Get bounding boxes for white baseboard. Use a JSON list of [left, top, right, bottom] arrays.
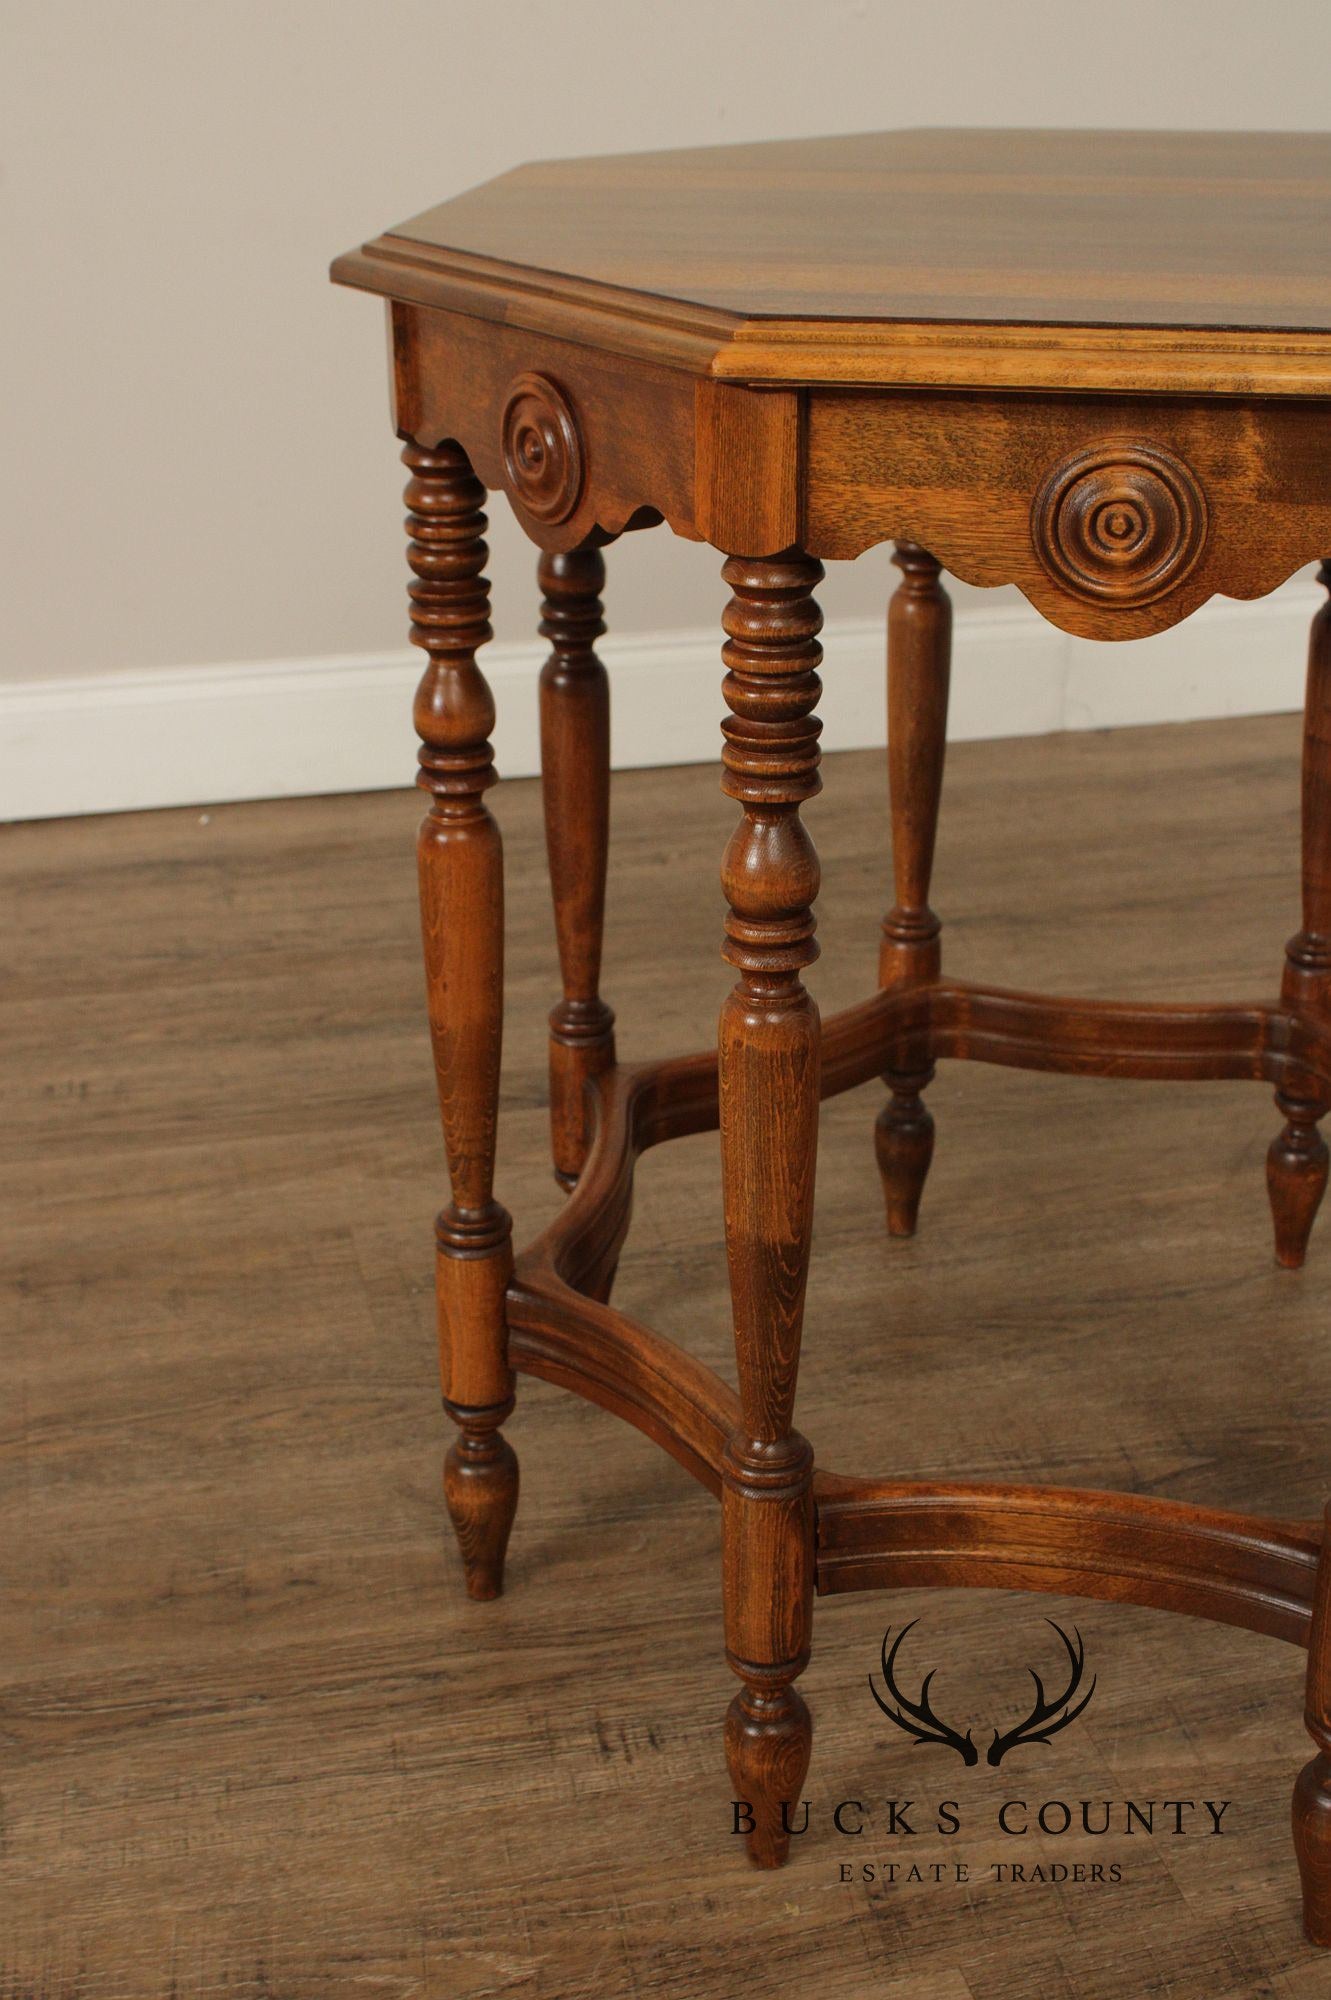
[[2, 578, 1322, 822]]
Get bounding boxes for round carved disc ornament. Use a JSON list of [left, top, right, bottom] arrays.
[[501, 372, 584, 524], [1032, 442, 1208, 606]]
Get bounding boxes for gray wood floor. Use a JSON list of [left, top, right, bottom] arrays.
[[6, 717, 1331, 1998]]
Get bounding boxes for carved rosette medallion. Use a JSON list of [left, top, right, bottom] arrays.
[[501, 372, 584, 524], [1032, 442, 1208, 606]]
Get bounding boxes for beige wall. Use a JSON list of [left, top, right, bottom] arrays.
[[4, 0, 1331, 692]]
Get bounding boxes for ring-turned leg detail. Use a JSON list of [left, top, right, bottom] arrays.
[[1270, 562, 1331, 1268], [407, 438, 518, 1600], [1295, 1502, 1331, 1944], [539, 548, 616, 1194], [875, 543, 951, 1237], [717, 553, 822, 1867]]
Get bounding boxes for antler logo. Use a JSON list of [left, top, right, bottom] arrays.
[[870, 1618, 1096, 1767]]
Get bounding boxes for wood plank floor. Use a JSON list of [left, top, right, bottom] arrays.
[[5, 715, 1331, 1998]]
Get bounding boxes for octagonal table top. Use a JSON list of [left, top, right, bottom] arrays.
[[333, 129, 1331, 395]]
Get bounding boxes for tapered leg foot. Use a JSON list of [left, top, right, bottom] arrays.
[[875, 1065, 936, 1237], [444, 1416, 519, 1600], [726, 1683, 812, 1869], [1295, 1755, 1331, 1945], [1267, 1091, 1329, 1268]]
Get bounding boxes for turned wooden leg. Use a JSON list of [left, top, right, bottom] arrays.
[[717, 553, 821, 1868], [875, 542, 951, 1237], [538, 547, 616, 1193], [1295, 1502, 1331, 1944], [1269, 1091, 1330, 1269], [406, 439, 517, 1601], [1270, 561, 1331, 1268]]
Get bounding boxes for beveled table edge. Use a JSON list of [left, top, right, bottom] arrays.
[[332, 236, 1331, 396]]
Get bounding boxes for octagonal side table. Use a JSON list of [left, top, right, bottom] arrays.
[[335, 128, 1331, 1939]]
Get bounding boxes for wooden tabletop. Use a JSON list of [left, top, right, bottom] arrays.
[[333, 130, 1331, 395]]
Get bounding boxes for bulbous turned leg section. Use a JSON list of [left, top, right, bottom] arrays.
[[876, 544, 950, 1236], [726, 1682, 813, 1870], [716, 553, 822, 1871], [406, 438, 519, 1598], [1268, 1089, 1330, 1269], [443, 1405, 519, 1601], [1295, 1503, 1331, 1944], [875, 1063, 936, 1238]]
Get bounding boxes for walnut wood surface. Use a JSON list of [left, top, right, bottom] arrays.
[[814, 1478, 1321, 1644], [327, 147, 1331, 1950], [333, 130, 1331, 394], [876, 544, 951, 1235], [537, 548, 615, 1190], [406, 440, 517, 1598], [357, 303, 1331, 641], [1270, 562, 1331, 1265], [804, 391, 1331, 639], [507, 995, 1330, 1640], [14, 723, 1331, 1995], [405, 438, 1331, 1912], [1296, 1508, 1331, 1942], [716, 555, 822, 1866]]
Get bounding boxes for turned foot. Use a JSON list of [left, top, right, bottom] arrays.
[[1267, 1090, 1329, 1268], [1295, 1754, 1331, 1945], [875, 1065, 936, 1236], [443, 1414, 519, 1600], [725, 1683, 812, 1869]]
